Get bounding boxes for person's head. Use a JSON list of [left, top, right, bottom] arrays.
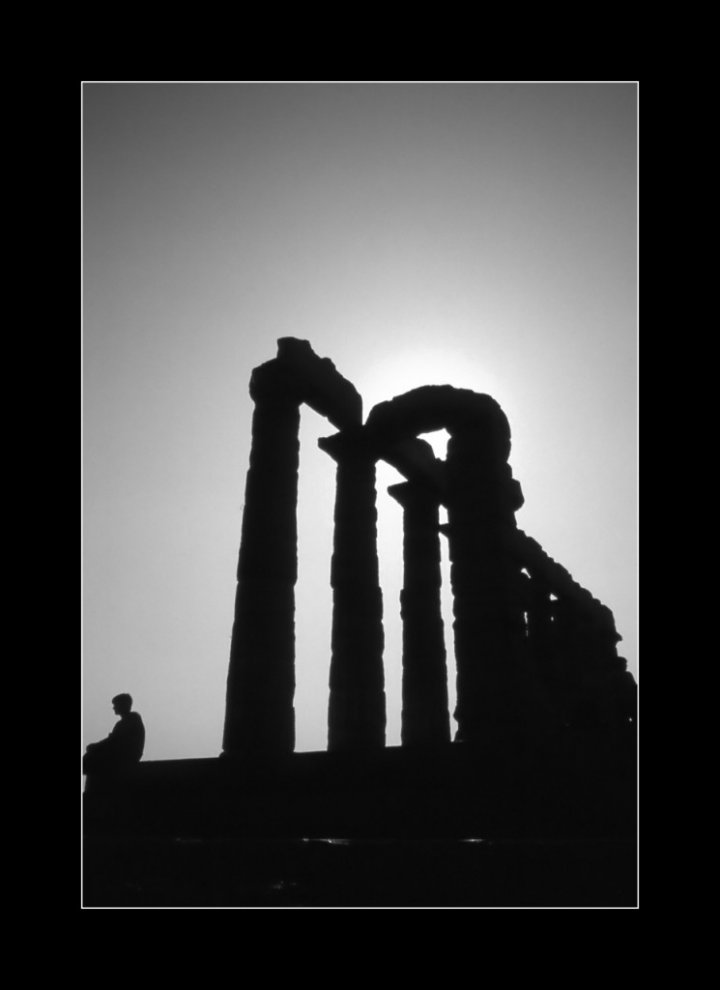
[[112, 693, 133, 716]]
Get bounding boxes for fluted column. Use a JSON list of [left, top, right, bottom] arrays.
[[444, 425, 528, 741], [388, 480, 450, 746], [319, 428, 385, 751], [223, 362, 300, 757]]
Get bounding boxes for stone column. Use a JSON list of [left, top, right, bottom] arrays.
[[222, 362, 300, 757], [388, 480, 450, 746], [444, 426, 529, 742], [319, 429, 385, 751]]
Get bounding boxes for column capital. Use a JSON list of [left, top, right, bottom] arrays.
[[318, 425, 376, 463], [387, 479, 443, 509], [249, 359, 301, 406]]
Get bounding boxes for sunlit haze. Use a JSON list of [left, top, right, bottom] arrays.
[[83, 82, 637, 760]]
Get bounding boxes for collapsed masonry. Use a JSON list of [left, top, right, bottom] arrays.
[[222, 339, 635, 757]]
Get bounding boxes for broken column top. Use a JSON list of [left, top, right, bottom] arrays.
[[274, 337, 363, 429], [249, 339, 362, 429]]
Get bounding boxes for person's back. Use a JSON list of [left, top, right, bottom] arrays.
[[109, 708, 145, 762], [83, 693, 145, 779]]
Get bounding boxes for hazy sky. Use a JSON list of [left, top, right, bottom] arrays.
[[83, 82, 637, 760]]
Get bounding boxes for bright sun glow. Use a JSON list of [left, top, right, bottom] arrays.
[[359, 346, 477, 411]]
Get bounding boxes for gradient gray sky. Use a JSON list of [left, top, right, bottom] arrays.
[[83, 82, 637, 760]]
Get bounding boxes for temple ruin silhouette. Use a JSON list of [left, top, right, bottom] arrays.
[[84, 338, 637, 906], [222, 337, 635, 757]]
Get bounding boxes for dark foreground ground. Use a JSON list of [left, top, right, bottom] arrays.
[[83, 735, 637, 908], [84, 833, 636, 908]]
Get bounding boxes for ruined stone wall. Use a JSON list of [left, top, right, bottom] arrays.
[[223, 342, 634, 760], [514, 531, 635, 728]]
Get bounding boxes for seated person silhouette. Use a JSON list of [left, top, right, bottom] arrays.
[[83, 693, 145, 779]]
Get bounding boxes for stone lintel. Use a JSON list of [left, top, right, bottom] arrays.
[[366, 385, 511, 461], [276, 337, 362, 428]]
